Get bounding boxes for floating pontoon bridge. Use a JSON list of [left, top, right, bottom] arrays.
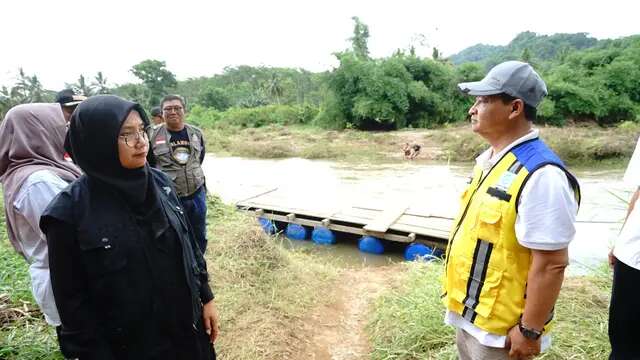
[[235, 186, 454, 250]]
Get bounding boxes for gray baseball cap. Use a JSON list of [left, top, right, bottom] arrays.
[[457, 61, 548, 107]]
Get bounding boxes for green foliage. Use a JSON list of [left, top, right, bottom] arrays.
[[188, 103, 319, 130], [219, 104, 316, 128], [350, 16, 370, 60], [177, 66, 325, 111], [450, 31, 598, 67], [197, 86, 231, 111], [0, 69, 52, 118], [130, 59, 177, 108], [321, 51, 468, 129], [112, 83, 146, 105], [538, 36, 640, 125], [186, 105, 222, 128], [3, 30, 640, 129]]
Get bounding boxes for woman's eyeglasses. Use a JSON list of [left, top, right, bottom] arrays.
[[119, 129, 148, 147]]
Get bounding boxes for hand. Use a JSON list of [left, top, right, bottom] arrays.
[[202, 300, 219, 343], [608, 250, 616, 269], [505, 324, 541, 360]]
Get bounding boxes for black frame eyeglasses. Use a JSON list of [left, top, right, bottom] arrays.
[[119, 129, 148, 147]]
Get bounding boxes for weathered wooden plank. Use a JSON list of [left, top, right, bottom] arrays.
[[364, 204, 408, 233]]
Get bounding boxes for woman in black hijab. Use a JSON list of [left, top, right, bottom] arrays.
[[40, 95, 218, 360]]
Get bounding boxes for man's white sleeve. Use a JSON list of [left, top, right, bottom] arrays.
[[516, 165, 578, 250]]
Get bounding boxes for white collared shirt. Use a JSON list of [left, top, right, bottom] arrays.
[[445, 129, 579, 350], [613, 137, 640, 270]]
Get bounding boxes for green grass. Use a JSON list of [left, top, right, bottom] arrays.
[[367, 261, 456, 360], [367, 261, 612, 360]]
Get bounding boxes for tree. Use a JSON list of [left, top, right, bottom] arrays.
[[264, 72, 284, 105], [196, 86, 231, 111], [521, 47, 532, 63], [0, 69, 51, 118], [92, 72, 111, 94], [68, 74, 94, 96], [432, 47, 440, 60], [13, 68, 46, 103], [349, 16, 370, 60], [130, 59, 177, 108]]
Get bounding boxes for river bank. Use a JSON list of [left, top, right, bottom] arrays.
[[202, 122, 640, 167]]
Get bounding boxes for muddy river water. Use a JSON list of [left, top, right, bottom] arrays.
[[203, 156, 630, 273]]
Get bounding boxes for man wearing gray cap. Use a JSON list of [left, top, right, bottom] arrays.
[[441, 61, 580, 359]]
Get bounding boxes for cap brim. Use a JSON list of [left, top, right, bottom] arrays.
[[457, 80, 502, 96], [61, 101, 83, 107]]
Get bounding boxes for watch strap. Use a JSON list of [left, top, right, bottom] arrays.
[[518, 321, 542, 340]]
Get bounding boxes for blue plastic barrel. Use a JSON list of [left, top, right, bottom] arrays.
[[358, 236, 384, 254], [311, 227, 336, 245], [404, 243, 443, 261], [258, 217, 276, 235], [285, 223, 308, 241]]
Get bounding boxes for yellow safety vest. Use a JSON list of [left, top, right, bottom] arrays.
[[442, 138, 580, 335]]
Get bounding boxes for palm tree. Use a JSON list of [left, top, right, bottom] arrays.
[[265, 72, 283, 105], [92, 71, 110, 94]]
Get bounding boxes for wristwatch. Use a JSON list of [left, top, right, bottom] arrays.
[[518, 321, 542, 340]]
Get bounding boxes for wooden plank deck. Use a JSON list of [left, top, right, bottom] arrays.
[[235, 187, 455, 249]]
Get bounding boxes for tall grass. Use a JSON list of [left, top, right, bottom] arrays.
[[205, 195, 338, 359], [367, 261, 612, 360], [367, 261, 456, 360]]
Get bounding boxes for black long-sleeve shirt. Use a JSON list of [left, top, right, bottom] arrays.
[[46, 218, 214, 360]]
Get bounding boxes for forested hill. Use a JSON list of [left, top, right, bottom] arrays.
[[449, 31, 598, 66]]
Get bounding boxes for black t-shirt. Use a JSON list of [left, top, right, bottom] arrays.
[[168, 128, 205, 164]]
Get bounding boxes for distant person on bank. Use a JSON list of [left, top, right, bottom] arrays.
[[441, 61, 580, 360], [40, 95, 218, 359], [0, 103, 82, 327], [148, 95, 208, 253], [608, 136, 640, 359]]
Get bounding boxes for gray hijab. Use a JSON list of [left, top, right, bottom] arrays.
[[0, 103, 81, 257]]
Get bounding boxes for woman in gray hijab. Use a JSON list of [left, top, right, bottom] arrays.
[[0, 103, 82, 326]]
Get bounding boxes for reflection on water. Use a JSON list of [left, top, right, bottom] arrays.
[[203, 156, 630, 272]]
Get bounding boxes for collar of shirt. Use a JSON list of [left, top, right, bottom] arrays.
[[475, 129, 539, 174]]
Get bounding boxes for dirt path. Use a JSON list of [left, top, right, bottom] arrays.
[[295, 264, 402, 360]]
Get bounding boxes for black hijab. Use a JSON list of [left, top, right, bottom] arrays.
[[68, 95, 151, 206]]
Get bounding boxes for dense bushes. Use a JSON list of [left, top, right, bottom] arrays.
[[186, 104, 318, 129], [315, 52, 476, 130]]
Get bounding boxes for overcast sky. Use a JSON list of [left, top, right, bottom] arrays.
[[2, 0, 638, 90]]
